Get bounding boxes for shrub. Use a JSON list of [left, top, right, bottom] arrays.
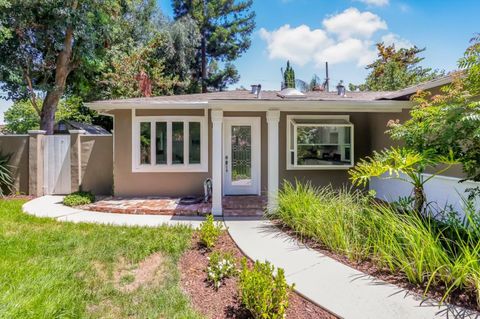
[[239, 259, 293, 319], [0, 152, 14, 197], [199, 214, 222, 249], [63, 191, 95, 207], [206, 251, 237, 289]]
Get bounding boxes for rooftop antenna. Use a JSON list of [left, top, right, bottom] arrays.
[[324, 62, 330, 92]]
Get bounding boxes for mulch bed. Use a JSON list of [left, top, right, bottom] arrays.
[[270, 220, 480, 313], [179, 232, 337, 319], [2, 194, 34, 200]]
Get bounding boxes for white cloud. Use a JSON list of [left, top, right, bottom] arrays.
[[315, 38, 376, 66], [259, 25, 332, 66], [381, 33, 414, 49], [259, 7, 411, 69], [323, 8, 387, 40], [356, 0, 389, 6]]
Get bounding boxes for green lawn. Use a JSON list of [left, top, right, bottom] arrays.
[[0, 199, 201, 319]]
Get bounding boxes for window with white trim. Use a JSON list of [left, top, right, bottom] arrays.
[[134, 116, 207, 172], [287, 116, 354, 169]]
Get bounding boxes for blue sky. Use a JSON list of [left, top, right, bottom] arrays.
[[1, 0, 478, 123]]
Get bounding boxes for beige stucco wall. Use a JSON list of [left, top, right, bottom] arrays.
[[0, 135, 29, 194], [112, 109, 211, 197], [80, 135, 113, 195]]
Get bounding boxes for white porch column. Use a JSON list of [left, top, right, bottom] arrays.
[[267, 110, 281, 211], [211, 110, 223, 215]]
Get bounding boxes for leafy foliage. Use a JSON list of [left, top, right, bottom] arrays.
[[206, 251, 237, 289], [282, 61, 296, 89], [388, 34, 480, 182], [199, 214, 222, 249], [63, 191, 95, 207], [0, 0, 159, 133], [0, 152, 14, 196], [4, 97, 103, 134], [349, 147, 457, 212], [272, 182, 480, 307], [4, 100, 40, 134], [350, 43, 443, 91], [239, 258, 292, 319], [173, 0, 255, 91], [0, 0, 11, 43]]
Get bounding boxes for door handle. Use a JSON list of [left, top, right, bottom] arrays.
[[225, 155, 228, 172]]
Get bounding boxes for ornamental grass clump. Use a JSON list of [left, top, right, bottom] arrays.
[[206, 251, 238, 289], [270, 181, 480, 307], [199, 214, 223, 249], [239, 259, 293, 319]]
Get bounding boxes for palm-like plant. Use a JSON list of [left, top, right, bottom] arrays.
[[349, 147, 457, 213], [0, 152, 14, 197]]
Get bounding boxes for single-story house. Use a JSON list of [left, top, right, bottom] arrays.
[[86, 75, 461, 215]]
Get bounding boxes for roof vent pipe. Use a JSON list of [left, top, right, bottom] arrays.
[[336, 80, 346, 97], [250, 84, 258, 94], [256, 84, 262, 99]]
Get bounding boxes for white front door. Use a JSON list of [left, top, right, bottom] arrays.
[[223, 117, 261, 195]]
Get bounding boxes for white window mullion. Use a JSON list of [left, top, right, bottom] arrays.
[[293, 123, 295, 166], [184, 121, 189, 166], [167, 121, 172, 166], [151, 121, 156, 166]]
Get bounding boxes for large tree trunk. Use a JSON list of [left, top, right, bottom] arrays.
[[40, 26, 74, 134]]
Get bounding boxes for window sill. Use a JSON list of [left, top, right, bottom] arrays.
[[132, 165, 208, 173], [286, 165, 354, 171]]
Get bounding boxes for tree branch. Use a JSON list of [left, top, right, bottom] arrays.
[[23, 67, 41, 115]]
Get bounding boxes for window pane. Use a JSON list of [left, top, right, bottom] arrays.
[[140, 122, 151, 164], [189, 122, 201, 164], [172, 122, 184, 164], [296, 126, 351, 166], [231, 125, 252, 185], [156, 122, 167, 164]]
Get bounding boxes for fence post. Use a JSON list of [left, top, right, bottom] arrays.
[[28, 130, 46, 197], [69, 130, 86, 193]]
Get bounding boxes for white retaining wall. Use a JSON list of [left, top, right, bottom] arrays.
[[370, 174, 480, 217]]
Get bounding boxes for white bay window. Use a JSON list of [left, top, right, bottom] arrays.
[[287, 115, 354, 169], [134, 116, 207, 172]]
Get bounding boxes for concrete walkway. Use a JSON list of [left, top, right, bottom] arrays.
[[225, 217, 479, 319], [22, 196, 205, 228]]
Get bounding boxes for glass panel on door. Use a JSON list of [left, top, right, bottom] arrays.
[[231, 125, 252, 186]]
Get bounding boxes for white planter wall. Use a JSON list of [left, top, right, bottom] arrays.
[[370, 173, 480, 218]]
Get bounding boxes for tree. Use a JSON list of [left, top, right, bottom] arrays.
[[98, 17, 200, 99], [0, 0, 153, 134], [173, 0, 255, 92], [282, 61, 295, 89], [350, 43, 442, 91], [0, 0, 11, 43], [388, 34, 480, 182], [4, 97, 99, 134], [4, 100, 40, 134], [350, 148, 456, 214]]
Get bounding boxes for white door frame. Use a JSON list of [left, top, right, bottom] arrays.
[[223, 117, 261, 195]]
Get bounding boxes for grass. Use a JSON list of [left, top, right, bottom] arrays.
[[0, 199, 201, 319], [270, 181, 480, 308]]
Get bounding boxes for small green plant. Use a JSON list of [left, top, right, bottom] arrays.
[[63, 191, 95, 207], [206, 251, 238, 289], [239, 258, 293, 319], [0, 152, 14, 197], [199, 214, 222, 249]]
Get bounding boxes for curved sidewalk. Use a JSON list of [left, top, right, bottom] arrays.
[[224, 217, 478, 319], [23, 196, 205, 228]]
